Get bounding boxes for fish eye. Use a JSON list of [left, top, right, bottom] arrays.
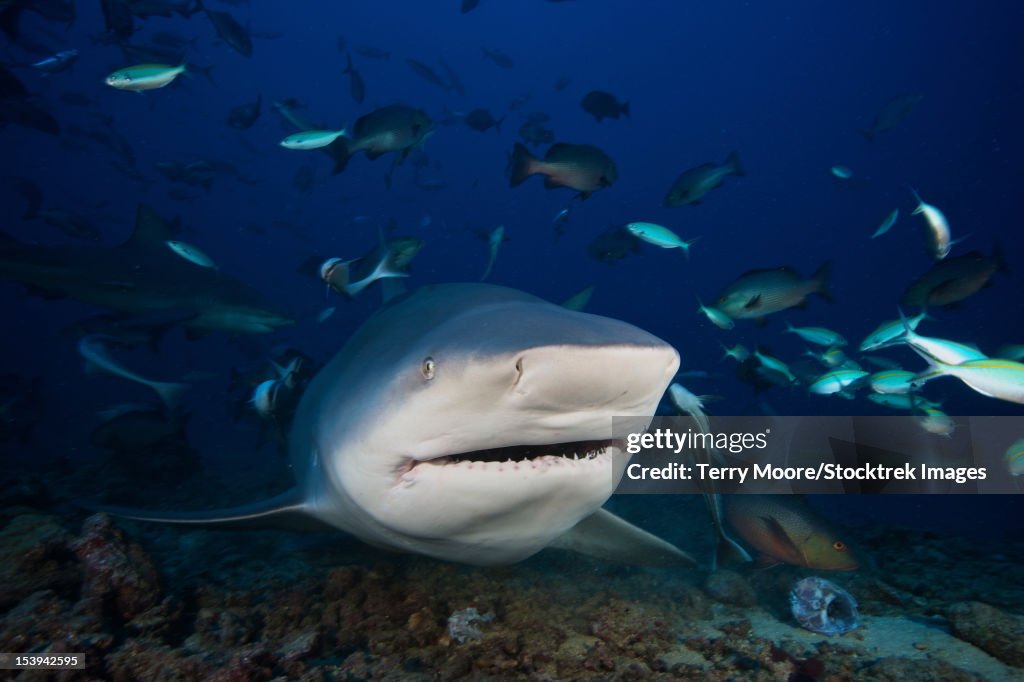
[[421, 357, 435, 380], [832, 541, 846, 552]]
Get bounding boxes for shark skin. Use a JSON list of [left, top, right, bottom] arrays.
[[102, 283, 695, 567], [0, 204, 293, 336]]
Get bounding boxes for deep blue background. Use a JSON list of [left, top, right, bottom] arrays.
[[1, 1, 1022, 536]]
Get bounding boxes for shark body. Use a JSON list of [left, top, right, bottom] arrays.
[[103, 283, 694, 566], [0, 204, 293, 336]]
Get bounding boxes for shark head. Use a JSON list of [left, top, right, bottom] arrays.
[[294, 284, 679, 564]]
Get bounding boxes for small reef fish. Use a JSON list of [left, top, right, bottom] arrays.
[[859, 309, 929, 352], [914, 358, 1024, 405], [754, 349, 798, 385], [626, 222, 697, 257], [508, 142, 617, 198], [859, 93, 922, 141], [911, 188, 958, 260], [868, 370, 916, 395], [871, 208, 899, 239], [664, 151, 743, 207], [808, 370, 868, 397], [105, 64, 186, 91], [580, 90, 629, 122], [898, 310, 987, 365], [830, 165, 852, 180], [725, 495, 858, 570], [697, 297, 734, 330], [480, 225, 505, 282], [721, 344, 749, 362], [715, 263, 831, 321], [1006, 438, 1024, 477], [784, 323, 846, 347], [281, 129, 348, 150], [78, 334, 188, 410], [165, 240, 217, 269]]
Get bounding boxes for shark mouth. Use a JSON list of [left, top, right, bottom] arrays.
[[405, 438, 620, 473]]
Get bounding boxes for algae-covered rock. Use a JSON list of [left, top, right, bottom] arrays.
[[948, 601, 1024, 667]]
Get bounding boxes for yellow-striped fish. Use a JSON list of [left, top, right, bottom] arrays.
[[914, 358, 1024, 404], [105, 63, 186, 91]]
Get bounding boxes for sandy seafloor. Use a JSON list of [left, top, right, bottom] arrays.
[[1, 458, 1023, 682]]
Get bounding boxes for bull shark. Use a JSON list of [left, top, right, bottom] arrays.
[[0, 204, 293, 336], [106, 283, 696, 567]]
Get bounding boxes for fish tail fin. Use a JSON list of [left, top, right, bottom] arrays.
[[911, 357, 952, 389], [331, 138, 351, 175], [726, 150, 744, 177], [154, 381, 189, 411], [811, 261, 833, 302], [507, 143, 537, 187], [622, 101, 630, 119], [909, 187, 924, 213], [715, 532, 753, 570], [192, 63, 215, 84]]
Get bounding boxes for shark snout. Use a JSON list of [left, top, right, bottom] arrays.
[[513, 341, 680, 414]]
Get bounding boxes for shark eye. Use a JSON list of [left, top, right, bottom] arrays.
[[513, 357, 524, 385], [421, 357, 435, 380]]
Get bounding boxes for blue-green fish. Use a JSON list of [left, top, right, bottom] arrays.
[[721, 344, 749, 362], [664, 151, 744, 207], [830, 165, 853, 180], [871, 208, 899, 239], [754, 349, 797, 385], [281, 129, 348, 150], [868, 370, 916, 395], [914, 358, 1024, 405], [697, 297, 734, 330], [106, 64, 186, 91], [860, 309, 928, 352], [1006, 438, 1024, 477], [899, 310, 986, 365], [785, 323, 846, 347], [165, 240, 217, 269], [809, 370, 868, 397], [626, 222, 698, 258]]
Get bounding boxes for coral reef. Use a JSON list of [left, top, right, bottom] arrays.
[[0, 498, 1022, 680]]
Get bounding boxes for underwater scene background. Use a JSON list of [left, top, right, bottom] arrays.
[[1, 1, 1023, 679]]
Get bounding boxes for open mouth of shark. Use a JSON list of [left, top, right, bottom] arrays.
[[405, 438, 621, 472]]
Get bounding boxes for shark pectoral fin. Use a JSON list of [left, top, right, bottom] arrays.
[[86, 488, 332, 533], [550, 508, 697, 567]]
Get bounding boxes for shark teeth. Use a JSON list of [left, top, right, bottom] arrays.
[[411, 439, 617, 470]]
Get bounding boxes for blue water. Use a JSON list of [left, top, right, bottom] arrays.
[[2, 0, 1023, 568]]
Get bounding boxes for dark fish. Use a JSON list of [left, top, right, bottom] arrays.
[[464, 108, 502, 133], [354, 45, 390, 60], [482, 46, 513, 68], [715, 263, 832, 320], [859, 93, 922, 141], [580, 90, 629, 122], [202, 3, 252, 57], [438, 58, 466, 96], [336, 104, 434, 175], [406, 58, 450, 91], [664, 151, 744, 206], [508, 142, 617, 198], [13, 176, 42, 219], [902, 248, 1007, 308], [520, 121, 557, 148], [725, 495, 858, 570], [226, 94, 261, 130], [588, 225, 640, 263], [461, 0, 480, 12], [344, 53, 365, 103]]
